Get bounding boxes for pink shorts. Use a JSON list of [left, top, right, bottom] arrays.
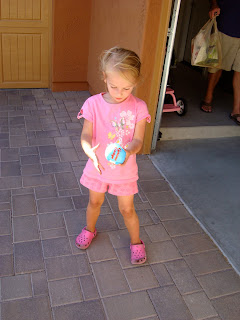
[[80, 174, 138, 196]]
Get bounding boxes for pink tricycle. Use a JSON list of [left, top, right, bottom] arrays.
[[163, 86, 187, 116]]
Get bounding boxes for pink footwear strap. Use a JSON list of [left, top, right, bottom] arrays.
[[130, 240, 145, 250], [81, 227, 96, 237]]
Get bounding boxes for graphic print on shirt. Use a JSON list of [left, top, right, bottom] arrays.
[[107, 110, 135, 169]]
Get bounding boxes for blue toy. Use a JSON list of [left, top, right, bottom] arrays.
[[105, 143, 126, 165]]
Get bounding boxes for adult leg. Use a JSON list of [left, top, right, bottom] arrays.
[[202, 69, 222, 112], [232, 71, 240, 122], [117, 195, 141, 245], [86, 189, 105, 232]]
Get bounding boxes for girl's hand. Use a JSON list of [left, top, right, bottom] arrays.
[[120, 149, 131, 166], [90, 144, 104, 174]]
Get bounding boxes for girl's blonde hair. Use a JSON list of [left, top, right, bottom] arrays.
[[100, 46, 141, 83]]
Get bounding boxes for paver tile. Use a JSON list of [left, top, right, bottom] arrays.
[[148, 286, 193, 320], [103, 291, 157, 320], [58, 188, 81, 196], [163, 218, 203, 237], [64, 210, 86, 235], [197, 270, 240, 299], [147, 208, 161, 224], [1, 161, 21, 176], [147, 241, 181, 264], [31, 271, 48, 296], [185, 250, 231, 275], [58, 148, 79, 161], [10, 135, 28, 147], [108, 229, 130, 248], [37, 197, 73, 213], [146, 191, 181, 206], [20, 146, 38, 155], [0, 139, 9, 148], [53, 300, 106, 320], [42, 161, 72, 173], [72, 194, 89, 209], [55, 172, 79, 190], [95, 214, 119, 232], [38, 212, 65, 230], [0, 235, 13, 255], [23, 174, 54, 187], [212, 292, 240, 320], [14, 240, 44, 274], [12, 187, 34, 195], [20, 155, 40, 165], [1, 296, 52, 320], [21, 164, 42, 176], [0, 202, 11, 211], [153, 204, 191, 220], [114, 209, 153, 229], [36, 130, 59, 138], [138, 164, 163, 180], [139, 179, 170, 192], [183, 291, 218, 320], [0, 190, 11, 202], [92, 260, 130, 297], [38, 145, 58, 158], [54, 136, 73, 148], [10, 127, 27, 136], [45, 254, 90, 280], [86, 232, 117, 262], [29, 137, 55, 146], [13, 215, 39, 242], [12, 194, 37, 216], [41, 228, 67, 240], [0, 211, 11, 235], [151, 263, 174, 286], [144, 223, 170, 242], [0, 176, 22, 189], [42, 237, 71, 257], [0, 254, 14, 276], [35, 185, 58, 199], [48, 277, 83, 307], [124, 266, 159, 291], [173, 233, 217, 255], [165, 259, 201, 294], [1, 274, 32, 301], [79, 275, 99, 301]]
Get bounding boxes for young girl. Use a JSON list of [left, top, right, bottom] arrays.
[[76, 47, 151, 264]]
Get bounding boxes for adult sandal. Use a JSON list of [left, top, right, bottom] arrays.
[[200, 101, 213, 113], [130, 240, 147, 265], [75, 227, 97, 250], [229, 113, 240, 125]]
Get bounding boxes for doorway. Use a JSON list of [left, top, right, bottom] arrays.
[[0, 0, 51, 88]]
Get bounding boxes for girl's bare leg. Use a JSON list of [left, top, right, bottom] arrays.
[[117, 194, 141, 245], [86, 190, 105, 232]]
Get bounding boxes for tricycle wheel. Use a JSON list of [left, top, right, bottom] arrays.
[[176, 98, 187, 116]]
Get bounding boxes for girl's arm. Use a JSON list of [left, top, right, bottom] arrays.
[[123, 118, 147, 163], [81, 119, 104, 174]]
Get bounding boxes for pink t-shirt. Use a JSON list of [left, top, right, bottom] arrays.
[[77, 93, 151, 184]]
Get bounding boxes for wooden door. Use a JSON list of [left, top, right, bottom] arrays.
[[0, 0, 50, 88]]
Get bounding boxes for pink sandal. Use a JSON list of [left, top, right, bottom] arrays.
[[130, 240, 147, 265], [75, 227, 97, 250]]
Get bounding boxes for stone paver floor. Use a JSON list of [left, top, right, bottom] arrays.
[[0, 89, 240, 320]]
